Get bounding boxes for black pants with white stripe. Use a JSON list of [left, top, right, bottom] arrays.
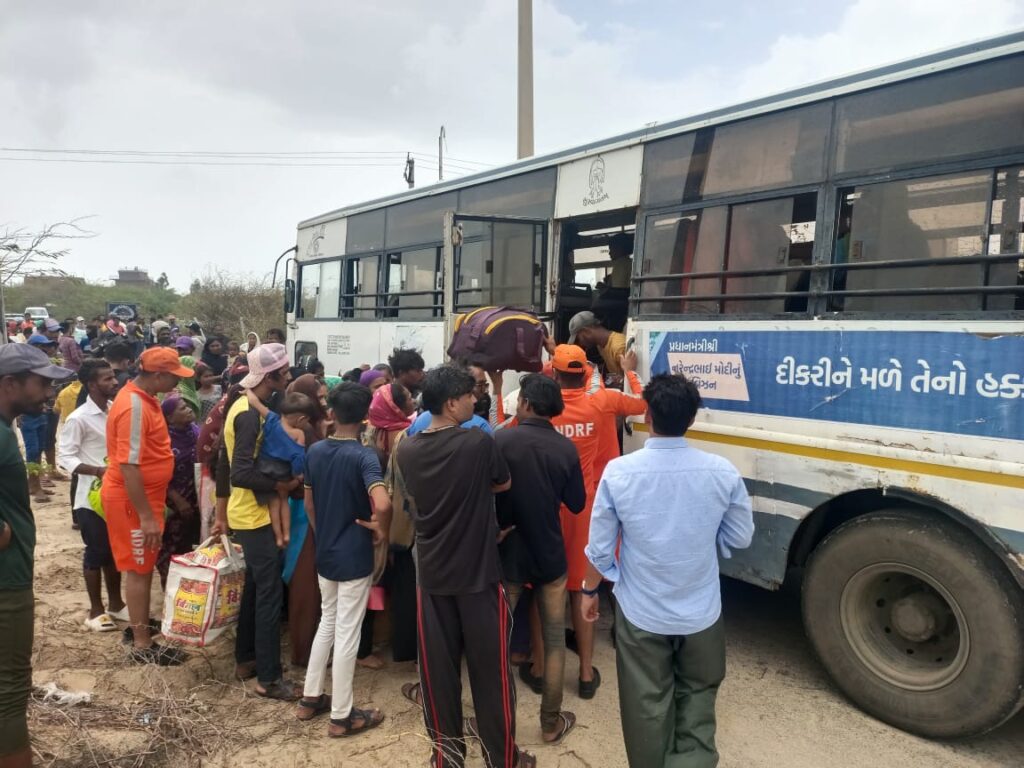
[[417, 584, 520, 768]]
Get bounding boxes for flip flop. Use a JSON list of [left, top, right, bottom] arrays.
[[295, 694, 332, 721], [107, 606, 130, 622], [401, 682, 422, 707], [84, 613, 117, 632], [542, 711, 577, 746]]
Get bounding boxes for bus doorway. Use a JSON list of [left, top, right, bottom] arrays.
[[554, 208, 637, 343]]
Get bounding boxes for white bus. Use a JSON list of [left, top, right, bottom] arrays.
[[285, 33, 1024, 738]]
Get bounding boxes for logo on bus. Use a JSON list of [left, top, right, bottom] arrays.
[[583, 156, 610, 207]]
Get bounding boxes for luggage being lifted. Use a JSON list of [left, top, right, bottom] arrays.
[[447, 306, 548, 372]]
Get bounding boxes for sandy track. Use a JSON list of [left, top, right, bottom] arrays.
[[26, 482, 1022, 767]]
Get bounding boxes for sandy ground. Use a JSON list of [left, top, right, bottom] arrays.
[[25, 479, 1023, 768]]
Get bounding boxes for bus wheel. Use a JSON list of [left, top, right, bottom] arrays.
[[802, 508, 1024, 738]]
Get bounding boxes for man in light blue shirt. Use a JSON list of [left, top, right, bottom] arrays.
[[581, 373, 753, 768]]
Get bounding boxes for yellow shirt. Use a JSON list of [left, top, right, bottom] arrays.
[[224, 397, 270, 530], [599, 332, 627, 376], [54, 381, 82, 422]]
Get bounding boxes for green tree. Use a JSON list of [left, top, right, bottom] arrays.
[[176, 269, 283, 341], [156, 272, 170, 290]]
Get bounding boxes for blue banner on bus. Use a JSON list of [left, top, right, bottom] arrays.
[[649, 330, 1024, 440]]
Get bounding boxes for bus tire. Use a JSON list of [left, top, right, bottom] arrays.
[[801, 508, 1024, 738]]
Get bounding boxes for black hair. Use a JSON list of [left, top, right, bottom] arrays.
[[279, 392, 318, 421], [78, 358, 113, 386], [420, 364, 475, 415], [391, 382, 412, 412], [266, 327, 285, 341], [327, 381, 373, 424], [388, 347, 425, 377], [103, 341, 134, 363], [609, 232, 633, 253], [555, 369, 587, 389], [518, 373, 564, 418], [341, 367, 364, 383], [643, 374, 702, 436], [305, 357, 325, 376], [372, 363, 392, 374]]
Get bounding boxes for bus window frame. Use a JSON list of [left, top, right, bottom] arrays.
[[633, 152, 1024, 322], [382, 242, 444, 319], [451, 213, 549, 314]]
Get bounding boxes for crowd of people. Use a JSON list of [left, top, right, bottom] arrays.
[[0, 307, 755, 768]]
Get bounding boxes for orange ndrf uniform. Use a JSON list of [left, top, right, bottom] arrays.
[[101, 379, 174, 574]]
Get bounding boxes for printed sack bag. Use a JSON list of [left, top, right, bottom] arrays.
[[446, 306, 548, 372], [161, 534, 245, 647]]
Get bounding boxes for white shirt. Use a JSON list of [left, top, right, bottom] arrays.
[[57, 397, 110, 512]]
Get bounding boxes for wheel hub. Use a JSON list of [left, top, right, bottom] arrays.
[[839, 563, 970, 691], [890, 593, 944, 642]]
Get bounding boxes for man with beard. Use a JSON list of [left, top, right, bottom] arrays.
[[0, 344, 73, 768]]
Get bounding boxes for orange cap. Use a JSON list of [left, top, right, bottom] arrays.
[[551, 344, 588, 373], [139, 347, 195, 377]]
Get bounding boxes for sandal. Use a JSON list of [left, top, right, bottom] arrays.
[[107, 605, 130, 622], [401, 681, 422, 707], [542, 711, 577, 745], [518, 662, 543, 695], [516, 752, 538, 768], [327, 707, 384, 737], [255, 679, 301, 701], [295, 694, 332, 721], [84, 613, 117, 632], [579, 666, 601, 700]]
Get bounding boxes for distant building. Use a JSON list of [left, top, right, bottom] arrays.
[[113, 267, 154, 287], [22, 274, 85, 288]]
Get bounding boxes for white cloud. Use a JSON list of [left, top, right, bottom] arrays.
[[0, 0, 1020, 291]]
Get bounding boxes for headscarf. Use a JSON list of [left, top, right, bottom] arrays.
[[241, 331, 260, 352], [161, 395, 200, 500], [368, 384, 413, 463], [287, 373, 327, 446], [200, 337, 228, 375], [359, 369, 385, 388], [198, 361, 249, 471], [175, 355, 201, 417]]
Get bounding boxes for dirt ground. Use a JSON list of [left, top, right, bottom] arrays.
[[26, 480, 1023, 768]]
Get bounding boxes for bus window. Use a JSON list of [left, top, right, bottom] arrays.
[[835, 55, 1024, 175], [346, 209, 385, 253], [383, 247, 441, 319], [341, 254, 381, 319], [988, 166, 1024, 311], [316, 260, 341, 319], [455, 220, 544, 312], [833, 172, 991, 312], [298, 262, 320, 319], [724, 192, 816, 314], [639, 208, 725, 314], [457, 168, 556, 219], [385, 194, 456, 249], [639, 103, 830, 206]]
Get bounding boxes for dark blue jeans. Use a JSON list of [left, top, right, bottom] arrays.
[[234, 525, 284, 685]]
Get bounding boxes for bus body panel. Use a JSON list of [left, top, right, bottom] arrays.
[[628, 320, 1024, 589]]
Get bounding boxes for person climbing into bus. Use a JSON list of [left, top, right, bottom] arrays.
[[549, 344, 647, 699], [567, 311, 627, 378]]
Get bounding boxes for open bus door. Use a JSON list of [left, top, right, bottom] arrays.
[[441, 210, 550, 344]]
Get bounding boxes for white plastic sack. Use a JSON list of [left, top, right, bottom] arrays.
[[161, 535, 245, 647]]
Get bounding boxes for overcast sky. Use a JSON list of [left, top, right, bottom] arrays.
[[2, 0, 1022, 291]]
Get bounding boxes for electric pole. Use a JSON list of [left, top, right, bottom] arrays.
[[517, 0, 534, 159], [438, 125, 446, 181], [403, 153, 415, 189]]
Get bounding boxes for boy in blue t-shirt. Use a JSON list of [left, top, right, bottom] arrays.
[[296, 382, 391, 737]]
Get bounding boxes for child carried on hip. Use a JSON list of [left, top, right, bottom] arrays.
[[246, 390, 317, 548]]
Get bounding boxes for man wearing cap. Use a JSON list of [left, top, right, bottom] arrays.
[[102, 347, 194, 666], [550, 343, 646, 699], [567, 311, 627, 378], [73, 317, 88, 344], [0, 344, 72, 768], [218, 343, 300, 698]]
